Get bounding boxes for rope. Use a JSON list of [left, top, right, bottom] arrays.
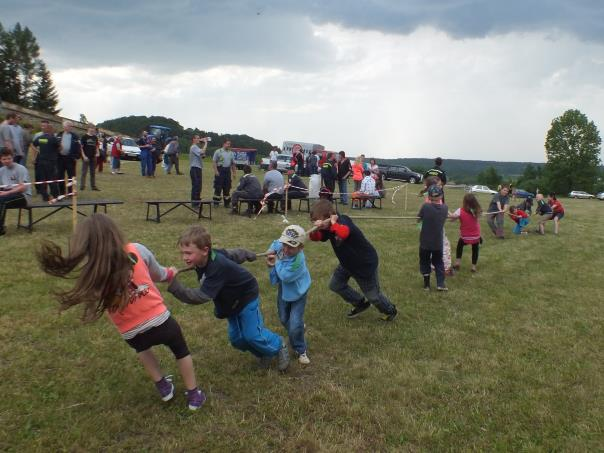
[[0, 177, 76, 189]]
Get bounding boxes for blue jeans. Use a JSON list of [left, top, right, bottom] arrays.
[[329, 265, 396, 315], [277, 287, 307, 354], [140, 149, 151, 176], [513, 217, 529, 234], [338, 179, 348, 204], [111, 156, 120, 171], [227, 298, 283, 358]]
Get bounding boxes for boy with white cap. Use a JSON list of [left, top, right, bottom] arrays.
[[266, 225, 312, 364]]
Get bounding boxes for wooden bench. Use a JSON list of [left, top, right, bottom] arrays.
[[145, 200, 212, 223], [351, 196, 383, 209], [235, 198, 263, 215], [14, 199, 124, 232]]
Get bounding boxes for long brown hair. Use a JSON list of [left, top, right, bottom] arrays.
[[462, 193, 482, 217], [37, 214, 132, 322]]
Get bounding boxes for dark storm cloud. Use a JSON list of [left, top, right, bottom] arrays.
[[2, 0, 602, 71]]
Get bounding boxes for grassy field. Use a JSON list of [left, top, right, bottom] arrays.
[[1, 158, 603, 452]]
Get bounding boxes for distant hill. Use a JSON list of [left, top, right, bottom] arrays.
[[377, 158, 544, 184], [97, 115, 274, 156]]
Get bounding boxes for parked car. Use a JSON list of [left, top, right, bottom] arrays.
[[597, 192, 604, 200], [468, 185, 497, 195], [260, 154, 294, 172], [381, 165, 422, 183], [568, 190, 594, 199], [513, 189, 535, 198], [119, 137, 142, 160]]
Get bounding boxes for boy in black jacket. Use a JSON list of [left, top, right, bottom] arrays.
[[309, 199, 397, 321], [168, 225, 290, 370]]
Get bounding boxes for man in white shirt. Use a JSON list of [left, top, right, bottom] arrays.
[[0, 149, 31, 235]]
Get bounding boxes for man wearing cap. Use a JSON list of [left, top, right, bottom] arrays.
[[212, 139, 236, 207]]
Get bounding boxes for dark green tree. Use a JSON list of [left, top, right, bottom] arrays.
[[516, 163, 545, 193], [30, 61, 60, 114], [476, 166, 502, 188], [0, 22, 22, 104], [12, 23, 40, 106], [545, 109, 602, 193]]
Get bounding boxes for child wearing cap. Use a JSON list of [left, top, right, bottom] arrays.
[[418, 185, 449, 291], [266, 225, 312, 365], [168, 225, 290, 371], [309, 199, 398, 321]]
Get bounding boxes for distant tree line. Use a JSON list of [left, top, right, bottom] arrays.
[[97, 115, 274, 158], [0, 22, 60, 114]]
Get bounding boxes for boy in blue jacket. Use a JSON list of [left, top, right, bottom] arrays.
[[266, 225, 312, 364]]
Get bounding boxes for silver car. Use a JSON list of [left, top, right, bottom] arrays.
[[568, 190, 594, 199]]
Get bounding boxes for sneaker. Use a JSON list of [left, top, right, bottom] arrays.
[[277, 343, 290, 371], [155, 375, 174, 402], [186, 388, 206, 411], [258, 355, 272, 369], [380, 307, 398, 322], [346, 300, 371, 319], [436, 286, 449, 292], [298, 352, 310, 365]]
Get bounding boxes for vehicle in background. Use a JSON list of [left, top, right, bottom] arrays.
[[568, 190, 594, 199], [513, 189, 535, 198], [120, 137, 142, 160], [260, 153, 295, 172], [467, 185, 498, 194], [597, 192, 604, 200], [147, 124, 172, 163], [233, 148, 257, 169], [381, 165, 422, 183]]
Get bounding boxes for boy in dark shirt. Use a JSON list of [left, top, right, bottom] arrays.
[[168, 225, 290, 371], [417, 185, 449, 291], [309, 199, 397, 321], [535, 193, 553, 235]]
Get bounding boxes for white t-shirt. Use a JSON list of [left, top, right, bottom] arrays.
[[0, 163, 31, 199], [269, 150, 278, 162]]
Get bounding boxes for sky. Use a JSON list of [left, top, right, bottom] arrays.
[[3, 0, 604, 162]]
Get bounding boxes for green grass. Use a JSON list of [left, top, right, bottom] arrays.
[[1, 159, 603, 451]]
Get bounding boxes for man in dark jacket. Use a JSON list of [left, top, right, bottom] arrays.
[[230, 165, 263, 215], [56, 120, 81, 195]]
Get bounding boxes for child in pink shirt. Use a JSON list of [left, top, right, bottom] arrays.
[[450, 193, 482, 272]]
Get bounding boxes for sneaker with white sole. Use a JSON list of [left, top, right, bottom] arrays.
[[436, 286, 449, 292], [155, 375, 174, 402], [277, 343, 290, 371], [298, 352, 310, 365], [186, 388, 207, 411]]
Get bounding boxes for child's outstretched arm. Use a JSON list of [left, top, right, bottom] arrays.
[[134, 243, 173, 282], [219, 248, 258, 264], [168, 278, 212, 305]]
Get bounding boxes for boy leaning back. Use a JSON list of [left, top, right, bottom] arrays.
[[266, 225, 312, 364], [168, 225, 290, 370], [309, 199, 397, 321]]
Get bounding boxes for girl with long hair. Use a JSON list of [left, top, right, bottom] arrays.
[[450, 193, 482, 272], [37, 213, 205, 410]]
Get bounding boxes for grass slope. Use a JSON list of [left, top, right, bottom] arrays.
[[1, 159, 603, 451]]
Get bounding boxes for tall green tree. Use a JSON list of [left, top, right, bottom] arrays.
[[0, 21, 60, 113], [30, 61, 60, 114], [545, 109, 602, 193], [476, 166, 502, 188]]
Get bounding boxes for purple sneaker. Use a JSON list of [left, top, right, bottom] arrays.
[[155, 375, 174, 402], [186, 388, 207, 411]]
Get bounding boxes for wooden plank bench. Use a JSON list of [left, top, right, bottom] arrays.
[[14, 199, 124, 232], [351, 196, 383, 209], [235, 198, 263, 215], [298, 194, 343, 212], [145, 200, 212, 223]]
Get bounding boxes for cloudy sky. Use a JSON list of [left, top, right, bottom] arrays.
[[4, 0, 604, 162]]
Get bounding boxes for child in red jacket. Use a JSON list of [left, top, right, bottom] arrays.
[[509, 205, 530, 235], [309, 199, 397, 321]]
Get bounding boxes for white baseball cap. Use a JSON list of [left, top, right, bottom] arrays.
[[279, 225, 306, 247]]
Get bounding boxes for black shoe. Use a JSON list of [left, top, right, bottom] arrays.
[[347, 300, 371, 319], [92, 187, 101, 191], [380, 306, 398, 322], [0, 228, 6, 236]]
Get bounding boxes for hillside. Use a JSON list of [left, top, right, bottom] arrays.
[[97, 115, 274, 156]]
